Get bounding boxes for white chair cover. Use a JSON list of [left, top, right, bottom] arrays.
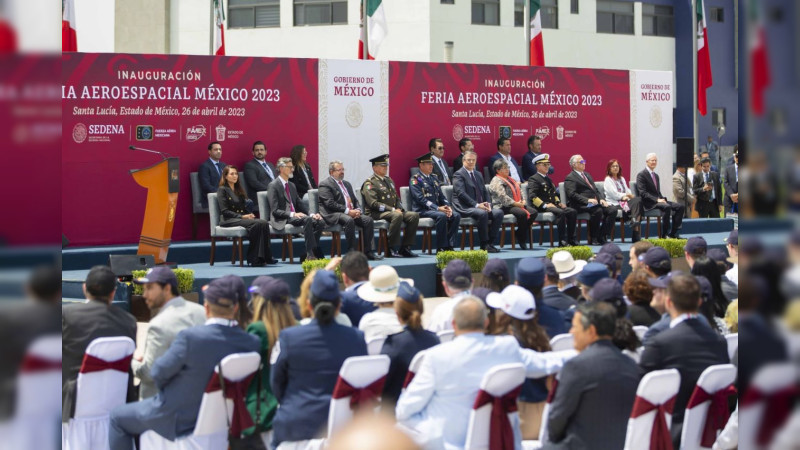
[[680, 364, 737, 450], [549, 334, 574, 352], [403, 350, 428, 391], [327, 355, 391, 437], [437, 329, 455, 343], [63, 336, 136, 450], [464, 363, 526, 450], [623, 368, 681, 450], [366, 335, 387, 356], [724, 333, 738, 361], [738, 362, 798, 449]]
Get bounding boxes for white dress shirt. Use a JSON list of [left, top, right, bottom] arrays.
[[359, 307, 403, 341], [426, 291, 471, 333]]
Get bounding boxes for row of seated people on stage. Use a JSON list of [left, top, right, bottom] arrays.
[[59, 227, 782, 450], [204, 136, 693, 266], [673, 147, 739, 219]]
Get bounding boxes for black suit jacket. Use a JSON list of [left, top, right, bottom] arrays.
[[267, 178, 308, 230], [199, 159, 226, 206], [635, 169, 667, 210], [737, 314, 787, 392], [292, 164, 317, 199], [318, 176, 361, 225], [692, 171, 722, 204], [723, 163, 738, 200], [62, 300, 137, 420], [521, 150, 541, 180], [243, 159, 277, 209], [380, 328, 440, 409], [451, 167, 490, 213], [639, 318, 729, 428], [541, 286, 577, 311], [547, 340, 640, 449], [564, 170, 604, 208], [452, 153, 464, 172]]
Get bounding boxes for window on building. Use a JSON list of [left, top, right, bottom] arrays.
[[515, 0, 524, 27], [229, 0, 280, 28], [541, 0, 558, 28], [642, 4, 674, 37], [571, 0, 579, 14], [709, 7, 724, 23], [294, 0, 347, 26], [472, 0, 500, 25], [712, 108, 726, 128], [597, 0, 634, 35]]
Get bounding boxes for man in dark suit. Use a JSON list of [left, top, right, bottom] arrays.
[[521, 135, 544, 180], [429, 138, 453, 185], [243, 140, 277, 211], [722, 149, 738, 214], [198, 141, 225, 207], [635, 153, 684, 238], [452, 149, 502, 253], [318, 160, 382, 260], [692, 158, 723, 218], [109, 275, 260, 450], [541, 258, 577, 312], [487, 137, 522, 181], [527, 154, 577, 247], [546, 302, 640, 449], [62, 266, 137, 423], [336, 251, 377, 327], [640, 273, 729, 446], [564, 154, 620, 245], [410, 153, 460, 252], [452, 138, 474, 173], [267, 157, 326, 261]]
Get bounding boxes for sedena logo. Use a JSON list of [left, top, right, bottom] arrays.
[[72, 123, 87, 143]]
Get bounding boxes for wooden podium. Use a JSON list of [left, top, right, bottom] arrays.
[[130, 157, 179, 264]]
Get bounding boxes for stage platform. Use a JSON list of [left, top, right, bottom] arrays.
[[61, 218, 739, 307]]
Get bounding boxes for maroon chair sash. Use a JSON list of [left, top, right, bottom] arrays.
[[20, 354, 62, 372], [204, 372, 257, 437], [545, 378, 559, 404], [741, 384, 800, 446], [472, 385, 523, 450], [79, 353, 132, 374], [629, 394, 677, 450], [331, 375, 387, 410], [686, 384, 736, 447], [402, 371, 415, 389]]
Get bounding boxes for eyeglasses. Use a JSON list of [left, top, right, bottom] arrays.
[[437, 146, 444, 150], [579, 159, 586, 164]]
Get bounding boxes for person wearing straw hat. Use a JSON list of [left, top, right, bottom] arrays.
[[357, 265, 414, 341], [551, 251, 587, 300]]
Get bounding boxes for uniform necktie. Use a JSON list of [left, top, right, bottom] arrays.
[[470, 172, 484, 203], [284, 183, 295, 212], [338, 180, 353, 209]]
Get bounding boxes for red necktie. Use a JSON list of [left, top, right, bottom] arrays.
[[284, 183, 295, 212], [339, 180, 353, 209]]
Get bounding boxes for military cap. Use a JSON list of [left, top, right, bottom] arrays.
[[370, 154, 390, 165], [416, 153, 434, 164], [533, 153, 550, 165]]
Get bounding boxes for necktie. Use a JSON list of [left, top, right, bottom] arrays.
[[284, 183, 295, 212], [650, 171, 658, 189], [262, 162, 273, 179], [581, 172, 594, 191], [439, 160, 449, 184], [215, 162, 221, 175], [470, 172, 484, 203], [706, 173, 715, 200], [339, 180, 353, 209]]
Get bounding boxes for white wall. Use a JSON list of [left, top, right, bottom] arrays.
[[73, 0, 114, 53], [171, 0, 213, 55]]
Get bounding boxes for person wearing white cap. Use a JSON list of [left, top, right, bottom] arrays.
[[487, 285, 553, 440], [357, 266, 413, 341], [396, 296, 576, 450], [551, 251, 587, 300]]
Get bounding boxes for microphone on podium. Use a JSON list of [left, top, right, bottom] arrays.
[[129, 145, 171, 159]]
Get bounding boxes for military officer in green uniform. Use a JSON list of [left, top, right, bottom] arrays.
[[361, 154, 419, 258], [525, 153, 578, 247]]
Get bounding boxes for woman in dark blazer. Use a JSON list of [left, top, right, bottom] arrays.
[[290, 144, 317, 200], [380, 282, 440, 412], [216, 166, 276, 266]]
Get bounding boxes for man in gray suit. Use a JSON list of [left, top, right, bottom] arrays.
[[62, 266, 137, 422], [109, 275, 260, 449], [267, 157, 326, 261], [545, 302, 640, 449], [243, 140, 278, 211], [131, 267, 205, 399]]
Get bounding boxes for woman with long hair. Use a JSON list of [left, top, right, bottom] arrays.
[[216, 166, 276, 267], [589, 278, 641, 355], [290, 145, 317, 200], [243, 276, 297, 438], [691, 256, 730, 317], [694, 275, 728, 335], [270, 270, 367, 448], [485, 285, 551, 439], [488, 159, 538, 250], [603, 159, 642, 240], [380, 282, 440, 411]]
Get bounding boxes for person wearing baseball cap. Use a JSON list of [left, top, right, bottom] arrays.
[[516, 257, 569, 337], [270, 270, 368, 447], [381, 282, 440, 410], [109, 274, 259, 449], [641, 246, 672, 278], [576, 262, 611, 302], [683, 236, 708, 269], [427, 259, 474, 333], [478, 258, 511, 292], [131, 267, 205, 399], [588, 278, 641, 355], [357, 266, 413, 340]]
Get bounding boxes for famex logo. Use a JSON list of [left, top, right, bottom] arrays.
[[73, 123, 124, 143], [186, 125, 206, 142]]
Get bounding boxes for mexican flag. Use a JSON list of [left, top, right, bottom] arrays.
[[62, 0, 77, 52], [214, 0, 226, 56], [696, 0, 713, 116], [529, 0, 545, 66], [358, 0, 387, 60], [750, 0, 770, 116]]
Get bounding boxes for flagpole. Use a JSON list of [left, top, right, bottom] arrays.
[[692, 0, 698, 154], [525, 0, 531, 65], [209, 0, 215, 55], [362, 0, 369, 60]]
